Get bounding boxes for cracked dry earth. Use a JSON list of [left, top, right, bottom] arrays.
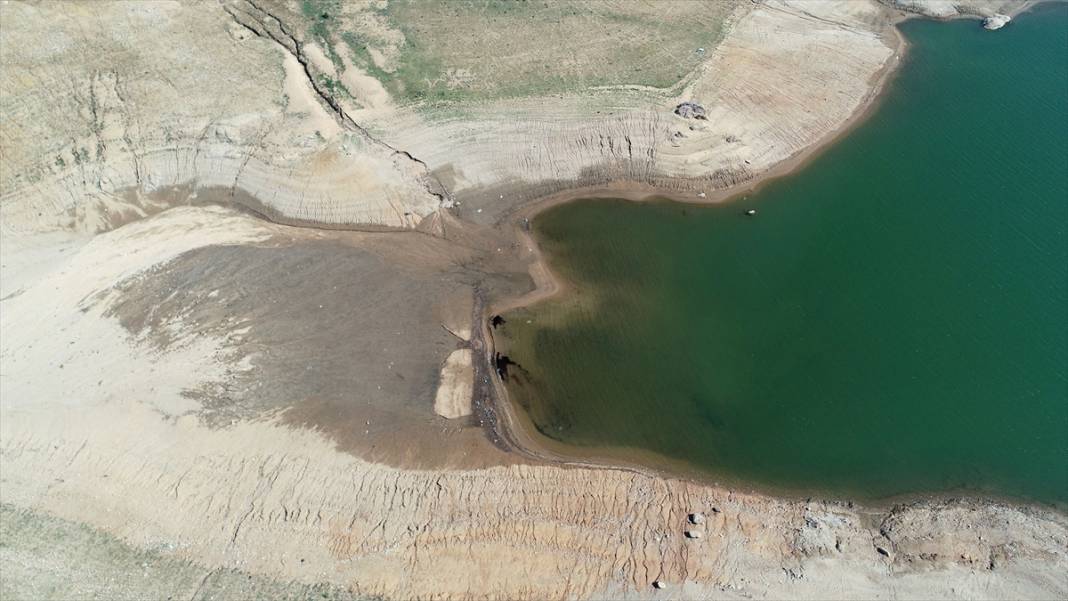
[[1, 0, 1066, 600]]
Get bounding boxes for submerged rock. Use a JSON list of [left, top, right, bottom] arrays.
[[984, 14, 1011, 30]]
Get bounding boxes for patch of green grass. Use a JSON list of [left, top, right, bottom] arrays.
[[340, 31, 390, 82], [294, 0, 740, 106], [301, 0, 344, 69], [378, 0, 738, 104], [319, 74, 340, 95]]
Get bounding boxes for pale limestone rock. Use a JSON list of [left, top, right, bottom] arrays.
[[433, 349, 474, 419]]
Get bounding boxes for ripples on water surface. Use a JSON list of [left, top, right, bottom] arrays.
[[499, 5, 1068, 504]]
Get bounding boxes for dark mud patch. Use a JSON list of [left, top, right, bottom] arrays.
[[104, 237, 527, 469], [494, 353, 518, 381]]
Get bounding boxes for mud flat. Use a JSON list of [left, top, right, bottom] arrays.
[[1, 1, 1064, 599]]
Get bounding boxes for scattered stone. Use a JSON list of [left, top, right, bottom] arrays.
[[674, 102, 707, 120], [652, 579, 667, 589], [684, 530, 703, 539], [983, 14, 1011, 30], [689, 512, 705, 524]]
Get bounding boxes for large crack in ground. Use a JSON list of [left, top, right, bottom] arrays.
[[221, 0, 453, 207]]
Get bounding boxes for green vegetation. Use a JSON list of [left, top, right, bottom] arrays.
[[340, 31, 390, 82], [300, 0, 355, 101], [318, 74, 342, 96], [294, 0, 741, 105], [301, 0, 342, 67]]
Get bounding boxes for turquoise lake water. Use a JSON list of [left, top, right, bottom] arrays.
[[498, 5, 1068, 504]]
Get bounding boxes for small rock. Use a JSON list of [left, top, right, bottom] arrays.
[[685, 530, 703, 539], [674, 102, 707, 120], [652, 579, 667, 589], [689, 512, 705, 524]]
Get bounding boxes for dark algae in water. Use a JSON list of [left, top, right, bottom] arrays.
[[499, 5, 1068, 505]]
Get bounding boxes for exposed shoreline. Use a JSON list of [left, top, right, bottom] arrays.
[[477, 5, 1066, 516], [2, 2, 1064, 598]]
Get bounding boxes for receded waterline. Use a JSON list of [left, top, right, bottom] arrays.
[[496, 5, 1068, 506]]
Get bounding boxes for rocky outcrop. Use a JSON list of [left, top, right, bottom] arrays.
[[883, 0, 1024, 21], [674, 102, 707, 119]]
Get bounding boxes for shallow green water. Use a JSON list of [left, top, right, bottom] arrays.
[[499, 5, 1068, 504]]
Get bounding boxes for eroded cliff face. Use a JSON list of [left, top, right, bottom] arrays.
[[0, 1, 444, 233], [1, 1, 1061, 600]]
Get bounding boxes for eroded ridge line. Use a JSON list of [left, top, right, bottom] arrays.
[[220, 0, 453, 206]]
